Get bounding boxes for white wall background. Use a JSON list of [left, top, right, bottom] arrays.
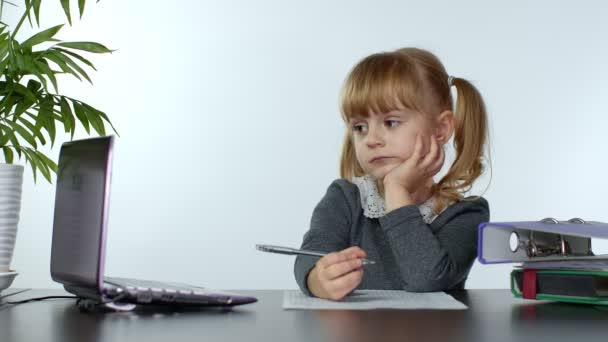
[[4, 0, 608, 290]]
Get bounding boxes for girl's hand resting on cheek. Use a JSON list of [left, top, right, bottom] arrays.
[[307, 246, 367, 301], [383, 134, 445, 195]]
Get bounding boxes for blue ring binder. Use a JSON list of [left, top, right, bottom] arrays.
[[478, 217, 602, 264]]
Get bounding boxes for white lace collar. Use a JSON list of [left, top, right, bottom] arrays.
[[351, 175, 438, 223]]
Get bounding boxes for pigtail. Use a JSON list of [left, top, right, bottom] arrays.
[[434, 77, 488, 213], [340, 131, 364, 180]]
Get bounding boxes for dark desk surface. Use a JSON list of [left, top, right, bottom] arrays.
[[2, 289, 608, 342]]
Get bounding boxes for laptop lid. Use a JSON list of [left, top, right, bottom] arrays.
[[50, 136, 114, 293]]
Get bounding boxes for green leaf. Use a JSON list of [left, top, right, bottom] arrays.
[[29, 150, 51, 183], [0, 32, 9, 55], [33, 0, 41, 27], [2, 91, 17, 116], [17, 116, 45, 145], [13, 50, 26, 70], [82, 102, 118, 135], [31, 70, 49, 91], [34, 60, 58, 93], [59, 97, 75, 136], [56, 41, 114, 54], [26, 79, 42, 93], [0, 124, 13, 146], [24, 0, 33, 26], [12, 82, 38, 103], [25, 111, 43, 132], [60, 0, 72, 26], [2, 146, 13, 163], [23, 150, 37, 182], [79, 0, 86, 18], [0, 58, 9, 75], [72, 101, 90, 134], [13, 97, 35, 119], [39, 96, 56, 146], [6, 120, 37, 148], [20, 24, 63, 49], [54, 47, 96, 70], [42, 50, 82, 81], [6, 127, 21, 158], [49, 50, 91, 83], [82, 103, 105, 135], [34, 149, 57, 173]]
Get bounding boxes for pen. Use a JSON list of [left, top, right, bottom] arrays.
[[255, 244, 375, 265]]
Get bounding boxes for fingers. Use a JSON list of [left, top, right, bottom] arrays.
[[411, 134, 424, 161], [429, 141, 445, 175], [324, 258, 362, 280], [421, 135, 444, 175], [340, 246, 368, 259], [318, 266, 364, 301], [313, 247, 367, 300], [329, 268, 364, 299], [317, 247, 367, 269], [313, 260, 364, 301], [421, 135, 438, 167]]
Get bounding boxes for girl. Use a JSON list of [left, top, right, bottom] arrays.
[[294, 47, 490, 300]]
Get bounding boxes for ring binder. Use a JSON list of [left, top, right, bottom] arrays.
[[478, 217, 604, 264], [479, 217, 608, 305], [509, 217, 579, 257]]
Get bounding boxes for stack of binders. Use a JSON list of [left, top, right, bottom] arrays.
[[478, 218, 608, 305]]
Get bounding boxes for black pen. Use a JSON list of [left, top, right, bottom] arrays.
[[255, 244, 375, 265]]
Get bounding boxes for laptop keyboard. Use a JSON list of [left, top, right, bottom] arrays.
[[105, 277, 208, 294], [102, 277, 238, 305]]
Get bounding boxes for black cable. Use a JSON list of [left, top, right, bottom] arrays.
[[1, 291, 132, 312], [5, 295, 78, 305]]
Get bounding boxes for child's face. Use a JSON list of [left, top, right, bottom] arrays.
[[350, 108, 435, 181]]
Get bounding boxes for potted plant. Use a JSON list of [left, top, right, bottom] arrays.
[[0, 0, 116, 290]]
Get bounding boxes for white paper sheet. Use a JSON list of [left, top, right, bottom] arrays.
[[283, 290, 467, 310]]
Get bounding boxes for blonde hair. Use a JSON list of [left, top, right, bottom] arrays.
[[339, 47, 489, 214]]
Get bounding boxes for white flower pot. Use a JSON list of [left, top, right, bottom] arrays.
[[0, 164, 24, 276]]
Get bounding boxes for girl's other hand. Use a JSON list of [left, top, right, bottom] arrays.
[[383, 134, 444, 194], [306, 246, 367, 300]]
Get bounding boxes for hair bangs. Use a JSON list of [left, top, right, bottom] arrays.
[[340, 53, 425, 122]]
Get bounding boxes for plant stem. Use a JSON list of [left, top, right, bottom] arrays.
[[10, 3, 33, 40]]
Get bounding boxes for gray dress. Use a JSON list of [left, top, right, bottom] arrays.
[[294, 179, 490, 295]]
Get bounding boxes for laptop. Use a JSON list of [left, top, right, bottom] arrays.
[[50, 135, 257, 309]]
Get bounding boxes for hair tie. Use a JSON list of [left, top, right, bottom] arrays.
[[447, 75, 455, 86]]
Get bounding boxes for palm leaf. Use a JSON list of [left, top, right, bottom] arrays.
[[59, 97, 75, 136], [60, 0, 72, 26], [53, 47, 96, 70], [41, 50, 82, 81], [81, 103, 105, 135], [33, 59, 58, 92], [2, 146, 13, 163], [72, 101, 90, 134], [56, 41, 114, 54], [48, 49, 91, 83], [5, 120, 36, 148], [79, 0, 86, 18], [20, 24, 63, 48]]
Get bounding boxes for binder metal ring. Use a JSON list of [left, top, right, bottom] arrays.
[[509, 217, 582, 257], [568, 217, 586, 224]]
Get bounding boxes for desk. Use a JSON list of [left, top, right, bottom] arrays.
[[1, 289, 608, 342]]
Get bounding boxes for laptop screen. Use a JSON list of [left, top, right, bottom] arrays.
[[50, 136, 114, 290]]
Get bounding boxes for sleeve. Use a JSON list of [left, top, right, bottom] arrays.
[[378, 198, 489, 292], [293, 180, 353, 296]]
